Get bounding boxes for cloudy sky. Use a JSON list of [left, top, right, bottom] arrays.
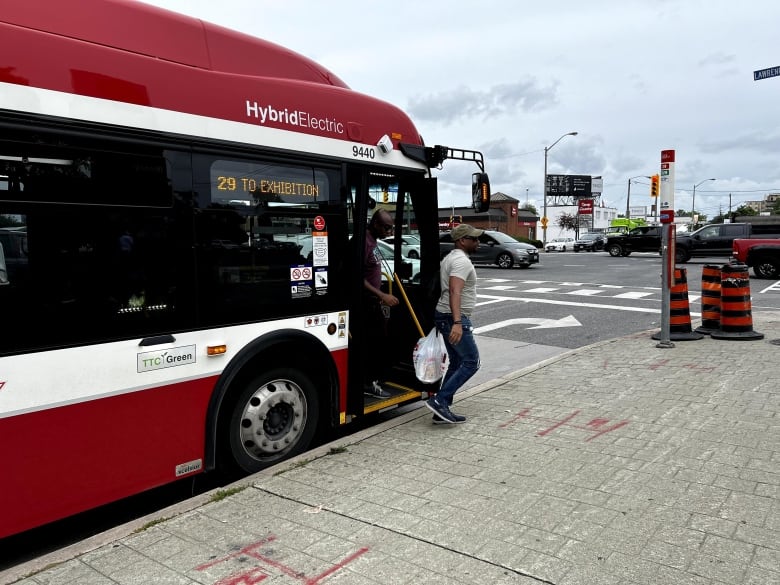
[[141, 0, 780, 220]]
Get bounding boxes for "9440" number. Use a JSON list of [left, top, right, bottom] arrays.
[[352, 146, 376, 159]]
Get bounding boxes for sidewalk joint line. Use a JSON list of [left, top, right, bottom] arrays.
[[253, 486, 559, 585]]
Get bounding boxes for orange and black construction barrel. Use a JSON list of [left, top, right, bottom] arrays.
[[653, 267, 703, 341], [695, 264, 721, 335], [711, 263, 764, 340]]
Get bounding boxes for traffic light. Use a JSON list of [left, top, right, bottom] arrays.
[[650, 175, 660, 198], [382, 190, 389, 203]]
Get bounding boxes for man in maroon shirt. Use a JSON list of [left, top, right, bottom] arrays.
[[361, 209, 399, 397]]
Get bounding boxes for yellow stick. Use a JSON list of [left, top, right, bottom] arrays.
[[393, 272, 424, 338]]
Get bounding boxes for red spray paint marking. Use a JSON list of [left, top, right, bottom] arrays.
[[213, 568, 269, 585], [537, 410, 581, 436], [305, 547, 370, 585], [498, 408, 531, 428], [196, 534, 369, 585], [649, 359, 716, 373], [500, 408, 629, 442], [648, 359, 671, 371], [583, 420, 630, 442]]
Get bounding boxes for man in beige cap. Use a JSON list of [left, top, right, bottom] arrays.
[[425, 223, 483, 424]]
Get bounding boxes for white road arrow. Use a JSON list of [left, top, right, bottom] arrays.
[[473, 315, 582, 334]]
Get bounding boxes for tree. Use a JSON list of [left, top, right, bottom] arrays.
[[734, 204, 757, 217], [520, 202, 538, 216], [555, 212, 578, 231], [710, 213, 726, 224]]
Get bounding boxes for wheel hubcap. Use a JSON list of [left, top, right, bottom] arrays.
[[239, 378, 307, 460]]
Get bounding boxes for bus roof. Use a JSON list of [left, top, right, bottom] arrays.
[[0, 0, 425, 162], [0, 0, 349, 88]]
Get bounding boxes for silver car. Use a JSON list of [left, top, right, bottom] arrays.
[[439, 230, 539, 269]]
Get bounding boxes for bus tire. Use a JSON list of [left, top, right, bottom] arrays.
[[224, 368, 319, 473]]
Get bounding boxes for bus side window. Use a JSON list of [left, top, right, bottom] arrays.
[[0, 242, 7, 285]]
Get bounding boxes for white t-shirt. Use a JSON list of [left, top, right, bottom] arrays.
[[436, 249, 477, 317]]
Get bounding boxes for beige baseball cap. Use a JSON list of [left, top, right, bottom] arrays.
[[450, 224, 483, 240]]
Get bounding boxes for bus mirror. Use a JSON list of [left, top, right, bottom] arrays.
[[472, 172, 490, 213]]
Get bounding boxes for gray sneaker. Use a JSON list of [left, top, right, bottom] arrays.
[[425, 396, 456, 423]]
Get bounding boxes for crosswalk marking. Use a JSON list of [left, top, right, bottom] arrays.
[[481, 284, 664, 300], [475, 279, 712, 304], [613, 291, 654, 299], [477, 292, 702, 317], [567, 289, 605, 296]]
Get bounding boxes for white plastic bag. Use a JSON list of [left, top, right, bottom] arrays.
[[412, 327, 447, 383]]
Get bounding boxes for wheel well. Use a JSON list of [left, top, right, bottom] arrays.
[[751, 253, 780, 270], [751, 252, 777, 263], [203, 330, 338, 470]]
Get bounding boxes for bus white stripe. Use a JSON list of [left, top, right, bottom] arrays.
[[0, 82, 427, 171]]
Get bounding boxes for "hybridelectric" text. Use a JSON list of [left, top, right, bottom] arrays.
[[246, 101, 345, 135]]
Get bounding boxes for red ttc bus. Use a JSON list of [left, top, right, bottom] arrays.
[[0, 0, 490, 538]]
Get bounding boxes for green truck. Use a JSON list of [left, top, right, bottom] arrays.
[[606, 218, 647, 236]]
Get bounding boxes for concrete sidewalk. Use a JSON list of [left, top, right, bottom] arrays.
[[5, 313, 780, 585]]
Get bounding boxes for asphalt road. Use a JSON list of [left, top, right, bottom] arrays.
[[472, 250, 780, 348], [464, 250, 780, 387]]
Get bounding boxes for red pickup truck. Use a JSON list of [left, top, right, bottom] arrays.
[[732, 238, 780, 278]]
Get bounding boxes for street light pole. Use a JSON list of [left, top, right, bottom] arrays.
[[542, 131, 578, 246], [692, 178, 716, 228]]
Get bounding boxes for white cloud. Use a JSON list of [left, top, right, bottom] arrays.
[[140, 0, 780, 218]]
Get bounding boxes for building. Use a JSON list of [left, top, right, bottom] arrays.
[[438, 192, 539, 240], [744, 192, 780, 214], [542, 202, 620, 240]]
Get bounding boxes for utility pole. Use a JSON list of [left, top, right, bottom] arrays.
[[542, 131, 578, 246]]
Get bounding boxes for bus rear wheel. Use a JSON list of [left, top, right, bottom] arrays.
[[225, 368, 319, 473]]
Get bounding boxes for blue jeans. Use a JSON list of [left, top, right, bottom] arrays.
[[434, 311, 480, 406]]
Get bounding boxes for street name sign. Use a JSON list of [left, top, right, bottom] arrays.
[[754, 66, 780, 81]]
